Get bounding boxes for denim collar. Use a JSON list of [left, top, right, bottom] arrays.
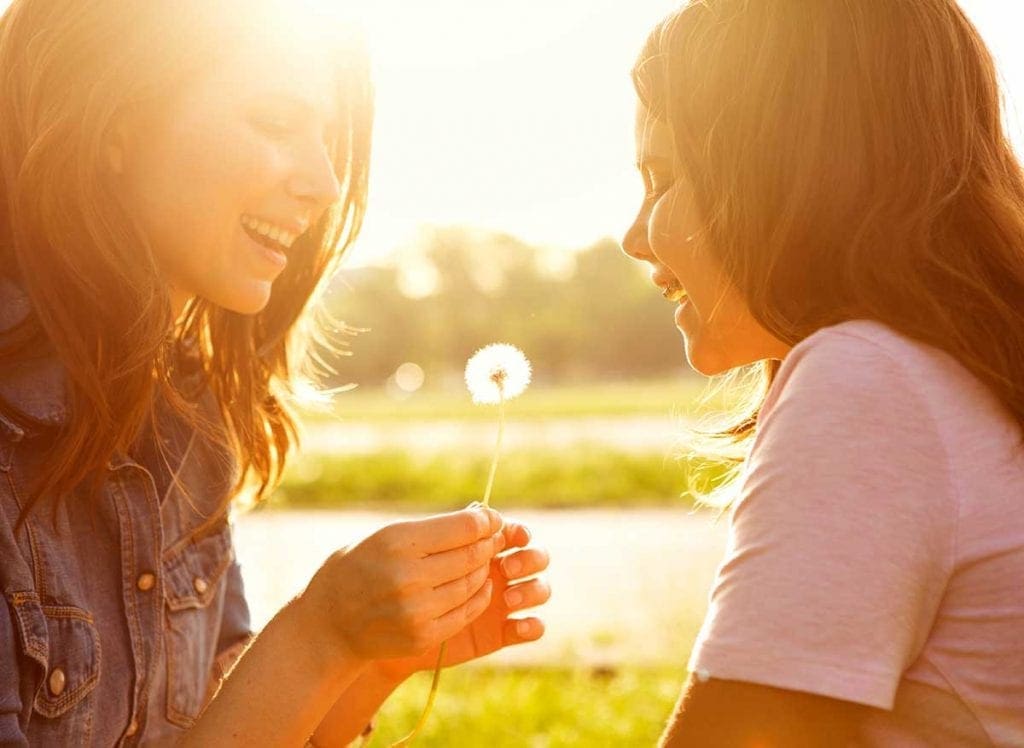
[[0, 276, 68, 436]]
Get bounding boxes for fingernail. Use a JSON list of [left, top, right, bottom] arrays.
[[516, 620, 531, 638], [505, 589, 523, 607], [483, 580, 494, 596], [503, 558, 522, 577], [494, 533, 507, 551]]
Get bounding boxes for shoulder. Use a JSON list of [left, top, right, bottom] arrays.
[[743, 318, 959, 525], [772, 319, 939, 401], [0, 276, 67, 430], [761, 319, 968, 434], [0, 274, 31, 333]]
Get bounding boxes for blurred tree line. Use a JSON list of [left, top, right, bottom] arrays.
[[319, 227, 690, 389]]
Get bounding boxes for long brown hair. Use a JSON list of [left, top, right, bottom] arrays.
[[634, 0, 1024, 497], [0, 0, 373, 519]]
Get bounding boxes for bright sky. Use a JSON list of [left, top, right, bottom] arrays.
[[351, 0, 681, 266], [0, 0, 1020, 268], [351, 0, 1024, 267]]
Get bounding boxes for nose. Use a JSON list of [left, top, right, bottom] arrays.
[[288, 142, 343, 214], [621, 213, 655, 262]]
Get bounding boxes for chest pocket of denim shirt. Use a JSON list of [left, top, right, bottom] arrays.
[[9, 593, 101, 744], [162, 522, 233, 728]]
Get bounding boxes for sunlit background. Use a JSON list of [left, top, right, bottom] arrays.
[[254, 6, 1024, 744], [352, 0, 1024, 269], [3, 2, 1019, 743]]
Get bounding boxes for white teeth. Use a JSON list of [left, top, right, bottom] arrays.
[[662, 286, 687, 303], [241, 214, 299, 249]]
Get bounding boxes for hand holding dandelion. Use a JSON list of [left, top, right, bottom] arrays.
[[393, 343, 532, 747]]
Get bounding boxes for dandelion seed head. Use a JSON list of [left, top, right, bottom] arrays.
[[465, 343, 531, 404]]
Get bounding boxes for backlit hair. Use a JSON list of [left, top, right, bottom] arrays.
[[0, 0, 373, 523], [634, 0, 1024, 501]]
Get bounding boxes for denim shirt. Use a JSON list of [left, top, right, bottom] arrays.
[[0, 280, 253, 746]]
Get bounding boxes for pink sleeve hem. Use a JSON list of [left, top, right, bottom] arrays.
[[688, 640, 899, 710]]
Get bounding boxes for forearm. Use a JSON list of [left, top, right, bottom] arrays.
[[660, 675, 866, 747], [309, 665, 403, 746], [182, 596, 369, 747]]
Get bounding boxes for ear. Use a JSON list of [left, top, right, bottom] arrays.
[[104, 119, 131, 175]]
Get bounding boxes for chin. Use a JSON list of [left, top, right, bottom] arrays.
[[207, 281, 274, 316], [684, 337, 744, 377]]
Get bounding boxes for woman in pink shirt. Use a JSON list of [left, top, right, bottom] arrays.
[[623, 1, 1024, 745]]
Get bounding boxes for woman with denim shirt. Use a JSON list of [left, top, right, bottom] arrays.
[[0, 1, 551, 745]]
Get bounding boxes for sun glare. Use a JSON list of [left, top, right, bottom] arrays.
[[346, 0, 680, 266], [0, 0, 1020, 270], [342, 0, 1024, 268]]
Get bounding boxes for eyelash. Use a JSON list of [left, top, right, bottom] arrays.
[[646, 184, 670, 203], [253, 116, 339, 156], [643, 171, 672, 200], [252, 116, 296, 141]]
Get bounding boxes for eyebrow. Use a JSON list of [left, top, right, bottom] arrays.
[[636, 155, 673, 172], [260, 91, 341, 127]]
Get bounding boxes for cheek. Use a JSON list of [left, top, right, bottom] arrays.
[[647, 191, 682, 247], [172, 128, 276, 212], [135, 129, 284, 267], [648, 193, 703, 284]]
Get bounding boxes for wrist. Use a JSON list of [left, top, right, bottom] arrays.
[[366, 658, 413, 688], [289, 591, 369, 678]]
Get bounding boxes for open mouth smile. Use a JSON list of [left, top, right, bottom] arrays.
[[660, 283, 688, 304], [240, 213, 303, 255]]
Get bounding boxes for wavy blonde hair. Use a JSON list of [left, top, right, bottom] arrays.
[[0, 0, 373, 521], [634, 0, 1024, 502]]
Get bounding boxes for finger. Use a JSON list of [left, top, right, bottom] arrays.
[[421, 531, 506, 586], [503, 617, 545, 646], [502, 578, 551, 613], [500, 520, 532, 551], [428, 563, 491, 616], [386, 507, 503, 556], [432, 578, 494, 641], [500, 547, 550, 580]]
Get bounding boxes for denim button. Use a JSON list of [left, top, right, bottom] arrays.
[[136, 573, 156, 592], [48, 668, 66, 696], [192, 577, 208, 594], [125, 718, 139, 737]]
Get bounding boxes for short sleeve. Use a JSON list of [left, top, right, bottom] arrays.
[[688, 330, 957, 710]]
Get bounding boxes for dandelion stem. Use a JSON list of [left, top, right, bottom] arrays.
[[393, 382, 511, 745], [391, 641, 447, 747], [481, 389, 506, 507]]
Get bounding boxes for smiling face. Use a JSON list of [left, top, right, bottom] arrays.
[[622, 104, 790, 375], [115, 20, 343, 316]]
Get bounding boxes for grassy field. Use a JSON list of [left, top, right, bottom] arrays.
[[272, 377, 741, 510], [370, 666, 686, 747], [305, 376, 731, 423], [264, 380, 722, 743], [271, 446, 735, 510]]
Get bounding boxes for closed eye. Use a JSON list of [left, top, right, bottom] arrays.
[[250, 113, 298, 141]]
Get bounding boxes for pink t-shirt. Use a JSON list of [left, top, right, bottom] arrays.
[[688, 319, 1024, 746]]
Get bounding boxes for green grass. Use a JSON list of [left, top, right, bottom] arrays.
[[274, 377, 743, 510], [270, 447, 735, 510], [305, 377, 732, 423], [370, 666, 686, 747]]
